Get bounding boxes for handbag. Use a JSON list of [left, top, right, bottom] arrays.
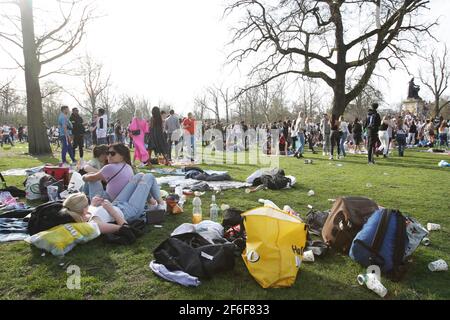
[[131, 129, 141, 136]]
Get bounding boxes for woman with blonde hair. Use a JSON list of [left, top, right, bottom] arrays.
[[65, 172, 165, 235], [129, 109, 149, 166]]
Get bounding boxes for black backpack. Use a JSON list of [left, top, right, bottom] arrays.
[[27, 201, 75, 236], [154, 233, 236, 279]]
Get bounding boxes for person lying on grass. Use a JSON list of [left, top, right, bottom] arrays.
[[64, 173, 166, 234], [82, 143, 134, 201]]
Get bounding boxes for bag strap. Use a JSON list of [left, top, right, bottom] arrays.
[[391, 210, 407, 280], [353, 209, 390, 267], [107, 163, 127, 184], [371, 209, 391, 254]]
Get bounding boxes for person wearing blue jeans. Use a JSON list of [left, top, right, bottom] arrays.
[[58, 106, 76, 164], [112, 173, 163, 221], [60, 136, 76, 164], [294, 113, 306, 158], [63, 173, 165, 235], [339, 117, 349, 157], [396, 118, 408, 157]]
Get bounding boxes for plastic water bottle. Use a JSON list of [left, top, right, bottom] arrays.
[[210, 195, 219, 222], [192, 192, 202, 224], [258, 199, 280, 210]]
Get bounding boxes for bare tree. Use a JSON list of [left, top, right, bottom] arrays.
[[113, 95, 151, 127], [67, 55, 111, 119], [41, 80, 63, 126], [194, 95, 208, 122], [226, 0, 436, 121], [99, 85, 116, 121], [0, 79, 21, 119], [297, 79, 323, 118], [346, 80, 384, 121], [0, 0, 95, 155], [419, 45, 450, 117], [218, 85, 231, 125], [206, 87, 221, 122]]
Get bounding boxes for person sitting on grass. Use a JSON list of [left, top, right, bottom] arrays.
[[63, 173, 165, 235], [81, 145, 109, 174], [83, 143, 134, 201]]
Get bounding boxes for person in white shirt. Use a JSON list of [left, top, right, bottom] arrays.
[[96, 108, 108, 145], [339, 116, 349, 157], [378, 116, 391, 158], [294, 112, 306, 158]]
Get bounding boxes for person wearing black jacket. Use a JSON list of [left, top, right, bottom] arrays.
[[70, 108, 86, 161], [365, 103, 382, 165]]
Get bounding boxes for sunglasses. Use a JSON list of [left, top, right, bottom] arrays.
[[107, 151, 117, 157]]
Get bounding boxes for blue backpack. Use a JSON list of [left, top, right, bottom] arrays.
[[349, 209, 409, 281]]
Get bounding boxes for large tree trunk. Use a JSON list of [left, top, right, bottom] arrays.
[[332, 70, 348, 119], [434, 96, 440, 118], [20, 0, 52, 155]]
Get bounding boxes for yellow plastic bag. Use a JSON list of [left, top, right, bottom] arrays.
[[242, 207, 307, 289], [26, 222, 101, 257]]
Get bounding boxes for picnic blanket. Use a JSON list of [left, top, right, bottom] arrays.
[[146, 168, 228, 177], [0, 166, 45, 177], [156, 176, 250, 191], [0, 218, 29, 243]]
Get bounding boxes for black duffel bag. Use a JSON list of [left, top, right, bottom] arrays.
[[154, 233, 236, 278]]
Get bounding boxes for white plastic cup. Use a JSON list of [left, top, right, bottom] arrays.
[[303, 250, 315, 263], [427, 223, 441, 232], [428, 259, 448, 272], [308, 190, 315, 197], [357, 273, 388, 298], [422, 238, 431, 246]]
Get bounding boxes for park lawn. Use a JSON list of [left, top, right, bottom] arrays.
[[0, 144, 449, 300]]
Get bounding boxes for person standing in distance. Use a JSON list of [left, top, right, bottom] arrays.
[[58, 106, 76, 165], [70, 108, 86, 162], [365, 103, 382, 165], [96, 108, 108, 145]]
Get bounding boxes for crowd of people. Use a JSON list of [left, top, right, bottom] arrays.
[[0, 124, 27, 147], [53, 105, 197, 167], [200, 103, 450, 165], [2, 103, 450, 168]]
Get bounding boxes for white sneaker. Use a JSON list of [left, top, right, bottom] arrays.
[[322, 152, 326, 156], [329, 156, 334, 160]]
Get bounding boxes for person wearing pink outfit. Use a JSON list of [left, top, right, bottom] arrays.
[[129, 110, 149, 165]]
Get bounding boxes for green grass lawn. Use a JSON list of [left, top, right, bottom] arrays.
[[1, 143, 449, 300]]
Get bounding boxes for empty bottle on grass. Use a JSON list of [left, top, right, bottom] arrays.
[[192, 192, 202, 224], [210, 195, 219, 223], [258, 199, 280, 210]]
